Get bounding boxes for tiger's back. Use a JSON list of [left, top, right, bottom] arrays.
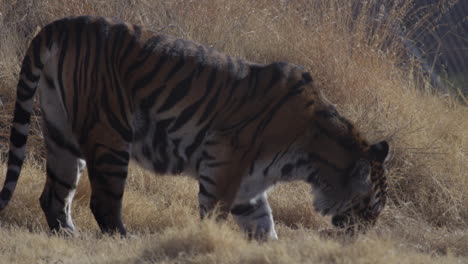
[[0, 16, 390, 239]]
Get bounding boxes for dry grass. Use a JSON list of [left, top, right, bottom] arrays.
[[0, 0, 467, 263]]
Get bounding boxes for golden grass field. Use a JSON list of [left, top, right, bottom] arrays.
[[0, 0, 467, 263]]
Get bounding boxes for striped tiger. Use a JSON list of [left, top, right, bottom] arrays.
[[0, 16, 390, 239]]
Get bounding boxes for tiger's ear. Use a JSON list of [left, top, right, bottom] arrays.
[[302, 72, 313, 84], [369, 141, 390, 163]]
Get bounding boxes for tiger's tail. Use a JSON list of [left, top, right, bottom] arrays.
[[0, 30, 46, 211]]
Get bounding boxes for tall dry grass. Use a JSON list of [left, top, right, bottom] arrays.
[[0, 0, 467, 263]]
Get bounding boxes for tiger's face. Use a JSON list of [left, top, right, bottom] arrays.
[[330, 141, 390, 234]]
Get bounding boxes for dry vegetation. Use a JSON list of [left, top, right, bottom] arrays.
[[0, 0, 467, 263]]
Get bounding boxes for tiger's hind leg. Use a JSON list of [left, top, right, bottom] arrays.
[[39, 76, 86, 234], [40, 122, 85, 234], [83, 130, 131, 236]]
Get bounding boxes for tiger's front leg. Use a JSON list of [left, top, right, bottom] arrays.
[[231, 192, 278, 240], [196, 135, 241, 221], [197, 159, 234, 221], [198, 174, 221, 219]]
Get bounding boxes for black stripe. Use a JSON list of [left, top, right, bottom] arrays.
[[307, 170, 319, 184], [228, 79, 241, 99], [83, 24, 91, 85], [171, 138, 185, 174], [44, 24, 53, 49], [10, 127, 27, 148], [94, 144, 129, 160], [219, 103, 269, 132], [31, 36, 44, 69], [12, 102, 31, 125], [152, 118, 173, 149], [205, 160, 230, 168], [197, 73, 221, 125], [4, 167, 20, 184], [141, 85, 165, 110], [72, 20, 84, 128], [198, 182, 216, 199], [106, 35, 131, 132], [111, 24, 126, 67], [314, 120, 359, 153], [101, 88, 133, 143], [132, 53, 168, 94], [247, 66, 259, 98], [91, 18, 102, 110], [265, 62, 285, 91], [133, 110, 150, 140], [56, 29, 69, 115], [124, 35, 166, 81], [203, 140, 218, 145], [231, 199, 263, 216], [0, 188, 12, 201], [253, 212, 269, 220], [7, 150, 23, 167], [44, 74, 55, 89], [168, 98, 204, 132], [199, 175, 216, 186], [104, 171, 128, 179], [21, 56, 40, 82], [202, 151, 216, 160], [151, 118, 174, 173], [249, 144, 264, 175], [73, 26, 89, 134], [17, 80, 35, 101], [281, 163, 294, 177], [140, 35, 167, 57], [262, 151, 281, 176], [157, 70, 195, 113], [95, 151, 129, 167], [316, 107, 354, 134], [195, 157, 203, 171], [119, 24, 141, 69], [185, 116, 214, 159], [195, 151, 215, 171]]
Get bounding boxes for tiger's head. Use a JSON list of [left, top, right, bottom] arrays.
[[296, 84, 390, 234], [307, 138, 390, 234], [328, 141, 390, 233]]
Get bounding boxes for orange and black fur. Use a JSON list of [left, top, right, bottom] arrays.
[[0, 16, 390, 239]]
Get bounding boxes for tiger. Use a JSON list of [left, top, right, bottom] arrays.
[[0, 16, 390, 239]]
